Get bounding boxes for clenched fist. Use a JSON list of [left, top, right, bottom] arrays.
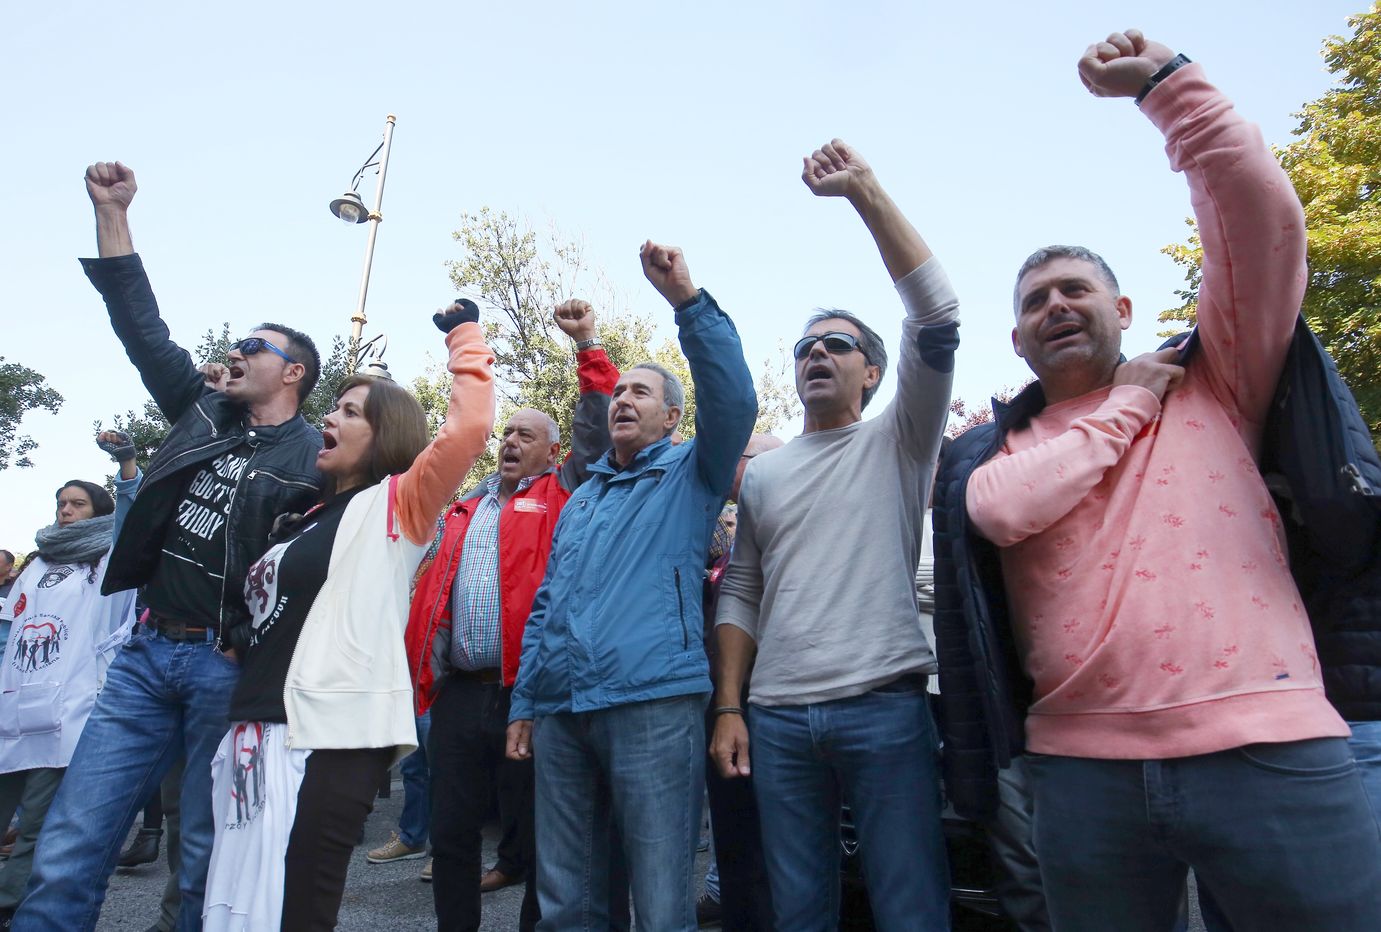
[[1077, 29, 1176, 99], [801, 138, 877, 200], [553, 299, 597, 343], [639, 241, 698, 308], [86, 161, 137, 211]]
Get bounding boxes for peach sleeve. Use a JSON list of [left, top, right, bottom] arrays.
[[393, 321, 496, 545]]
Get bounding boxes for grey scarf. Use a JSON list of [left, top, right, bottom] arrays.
[[34, 513, 116, 566]]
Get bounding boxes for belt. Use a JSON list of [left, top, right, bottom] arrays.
[[148, 614, 218, 643], [451, 667, 503, 686]]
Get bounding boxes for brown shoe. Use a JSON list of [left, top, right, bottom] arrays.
[[479, 867, 521, 893], [420, 858, 433, 883]]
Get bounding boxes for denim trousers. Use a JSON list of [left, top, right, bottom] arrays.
[[749, 677, 951, 932], [1026, 738, 1381, 932], [397, 710, 431, 848], [1347, 719, 1381, 827], [532, 694, 706, 932], [13, 628, 239, 932]]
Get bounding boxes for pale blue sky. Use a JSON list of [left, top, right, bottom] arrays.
[[0, 0, 1363, 549]]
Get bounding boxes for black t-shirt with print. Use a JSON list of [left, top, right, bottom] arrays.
[[228, 487, 361, 723], [143, 446, 252, 629]]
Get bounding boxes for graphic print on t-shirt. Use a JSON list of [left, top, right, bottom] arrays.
[[227, 721, 270, 828], [9, 613, 68, 673], [245, 521, 318, 648], [174, 452, 248, 549]]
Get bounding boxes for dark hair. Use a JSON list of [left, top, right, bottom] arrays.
[[254, 322, 322, 406], [56, 480, 115, 517], [802, 309, 888, 409], [0, 549, 13, 567], [326, 375, 429, 494], [1012, 246, 1120, 313]]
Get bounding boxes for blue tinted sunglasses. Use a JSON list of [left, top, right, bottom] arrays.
[[230, 337, 298, 365]]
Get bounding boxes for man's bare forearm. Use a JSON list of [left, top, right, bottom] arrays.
[[713, 622, 759, 707], [849, 178, 932, 284], [95, 206, 134, 258]]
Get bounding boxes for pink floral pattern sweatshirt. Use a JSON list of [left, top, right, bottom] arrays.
[[965, 64, 1347, 759]]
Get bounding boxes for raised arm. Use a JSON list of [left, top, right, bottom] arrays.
[[80, 163, 206, 422], [97, 430, 142, 542], [394, 304, 497, 545], [639, 241, 758, 496], [552, 299, 619, 491], [1080, 30, 1306, 432]]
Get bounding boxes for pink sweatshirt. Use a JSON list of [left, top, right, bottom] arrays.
[[966, 64, 1347, 759]]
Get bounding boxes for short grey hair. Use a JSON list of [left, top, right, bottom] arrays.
[[539, 412, 560, 445], [802, 309, 888, 410], [629, 362, 686, 422], [1013, 246, 1120, 313]]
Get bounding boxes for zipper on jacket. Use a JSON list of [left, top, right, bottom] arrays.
[[247, 467, 318, 491], [413, 522, 469, 697], [674, 567, 688, 650]]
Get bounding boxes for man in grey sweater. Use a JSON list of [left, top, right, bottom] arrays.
[[711, 138, 959, 932]]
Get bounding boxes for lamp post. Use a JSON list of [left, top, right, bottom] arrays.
[[330, 113, 397, 371]]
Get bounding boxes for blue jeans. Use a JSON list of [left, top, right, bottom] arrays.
[[1348, 720, 1381, 828], [398, 711, 431, 848], [749, 677, 950, 932], [13, 628, 240, 932], [532, 694, 706, 932], [1026, 739, 1381, 932]]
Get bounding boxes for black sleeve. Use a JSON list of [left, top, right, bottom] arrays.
[[81, 254, 208, 423]]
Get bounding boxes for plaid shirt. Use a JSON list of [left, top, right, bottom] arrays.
[[449, 475, 532, 671]]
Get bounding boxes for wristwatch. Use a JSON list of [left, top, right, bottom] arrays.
[[1136, 53, 1191, 106], [574, 338, 603, 351]]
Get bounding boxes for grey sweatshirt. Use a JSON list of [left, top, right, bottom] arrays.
[[716, 259, 959, 706]]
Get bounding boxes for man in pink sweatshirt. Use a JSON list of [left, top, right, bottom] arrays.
[[932, 28, 1381, 932]]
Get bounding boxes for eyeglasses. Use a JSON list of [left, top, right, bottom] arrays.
[[229, 337, 298, 365], [793, 331, 866, 361]]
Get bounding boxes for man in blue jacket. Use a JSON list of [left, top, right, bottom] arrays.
[[506, 240, 757, 932], [15, 162, 322, 932]]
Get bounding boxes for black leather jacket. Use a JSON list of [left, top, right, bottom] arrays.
[[83, 254, 322, 650]]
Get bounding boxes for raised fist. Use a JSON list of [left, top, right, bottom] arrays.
[[802, 139, 876, 200], [96, 430, 136, 463], [85, 162, 137, 211], [639, 241, 698, 308], [199, 363, 229, 392], [1077, 30, 1176, 99], [554, 299, 597, 342], [433, 298, 481, 333]]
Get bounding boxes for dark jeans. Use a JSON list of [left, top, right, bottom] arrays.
[[429, 674, 539, 932], [704, 708, 773, 931], [1027, 739, 1381, 932], [281, 746, 393, 931]]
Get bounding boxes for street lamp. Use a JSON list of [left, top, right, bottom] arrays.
[[330, 113, 397, 370]]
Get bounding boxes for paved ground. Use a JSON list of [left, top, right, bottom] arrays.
[[89, 776, 1202, 931]]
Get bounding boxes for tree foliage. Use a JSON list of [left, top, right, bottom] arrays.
[[946, 385, 1028, 438], [1159, 3, 1381, 437], [0, 358, 63, 470], [438, 208, 800, 492]]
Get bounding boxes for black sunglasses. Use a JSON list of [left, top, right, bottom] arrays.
[[229, 337, 298, 365], [793, 331, 866, 361]]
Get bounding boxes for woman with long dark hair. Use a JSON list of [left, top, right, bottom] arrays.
[[202, 303, 494, 930], [0, 432, 141, 925]]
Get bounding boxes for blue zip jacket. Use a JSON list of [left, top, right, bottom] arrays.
[[510, 290, 757, 719]]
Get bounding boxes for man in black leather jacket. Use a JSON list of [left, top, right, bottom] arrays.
[[14, 162, 322, 932]]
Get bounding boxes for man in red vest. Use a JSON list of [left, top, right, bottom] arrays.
[[405, 298, 618, 932]]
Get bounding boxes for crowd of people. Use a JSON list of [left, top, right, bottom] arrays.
[[1, 26, 1379, 932]]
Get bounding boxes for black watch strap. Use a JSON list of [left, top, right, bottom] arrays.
[[1136, 53, 1192, 107]]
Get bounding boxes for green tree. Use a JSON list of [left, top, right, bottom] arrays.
[[438, 208, 799, 492], [0, 358, 63, 470], [1160, 3, 1381, 438]]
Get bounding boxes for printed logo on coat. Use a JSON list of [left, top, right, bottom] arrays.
[[513, 499, 548, 514], [10, 594, 23, 617], [37, 565, 75, 589], [10, 614, 68, 673], [227, 722, 270, 829]]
